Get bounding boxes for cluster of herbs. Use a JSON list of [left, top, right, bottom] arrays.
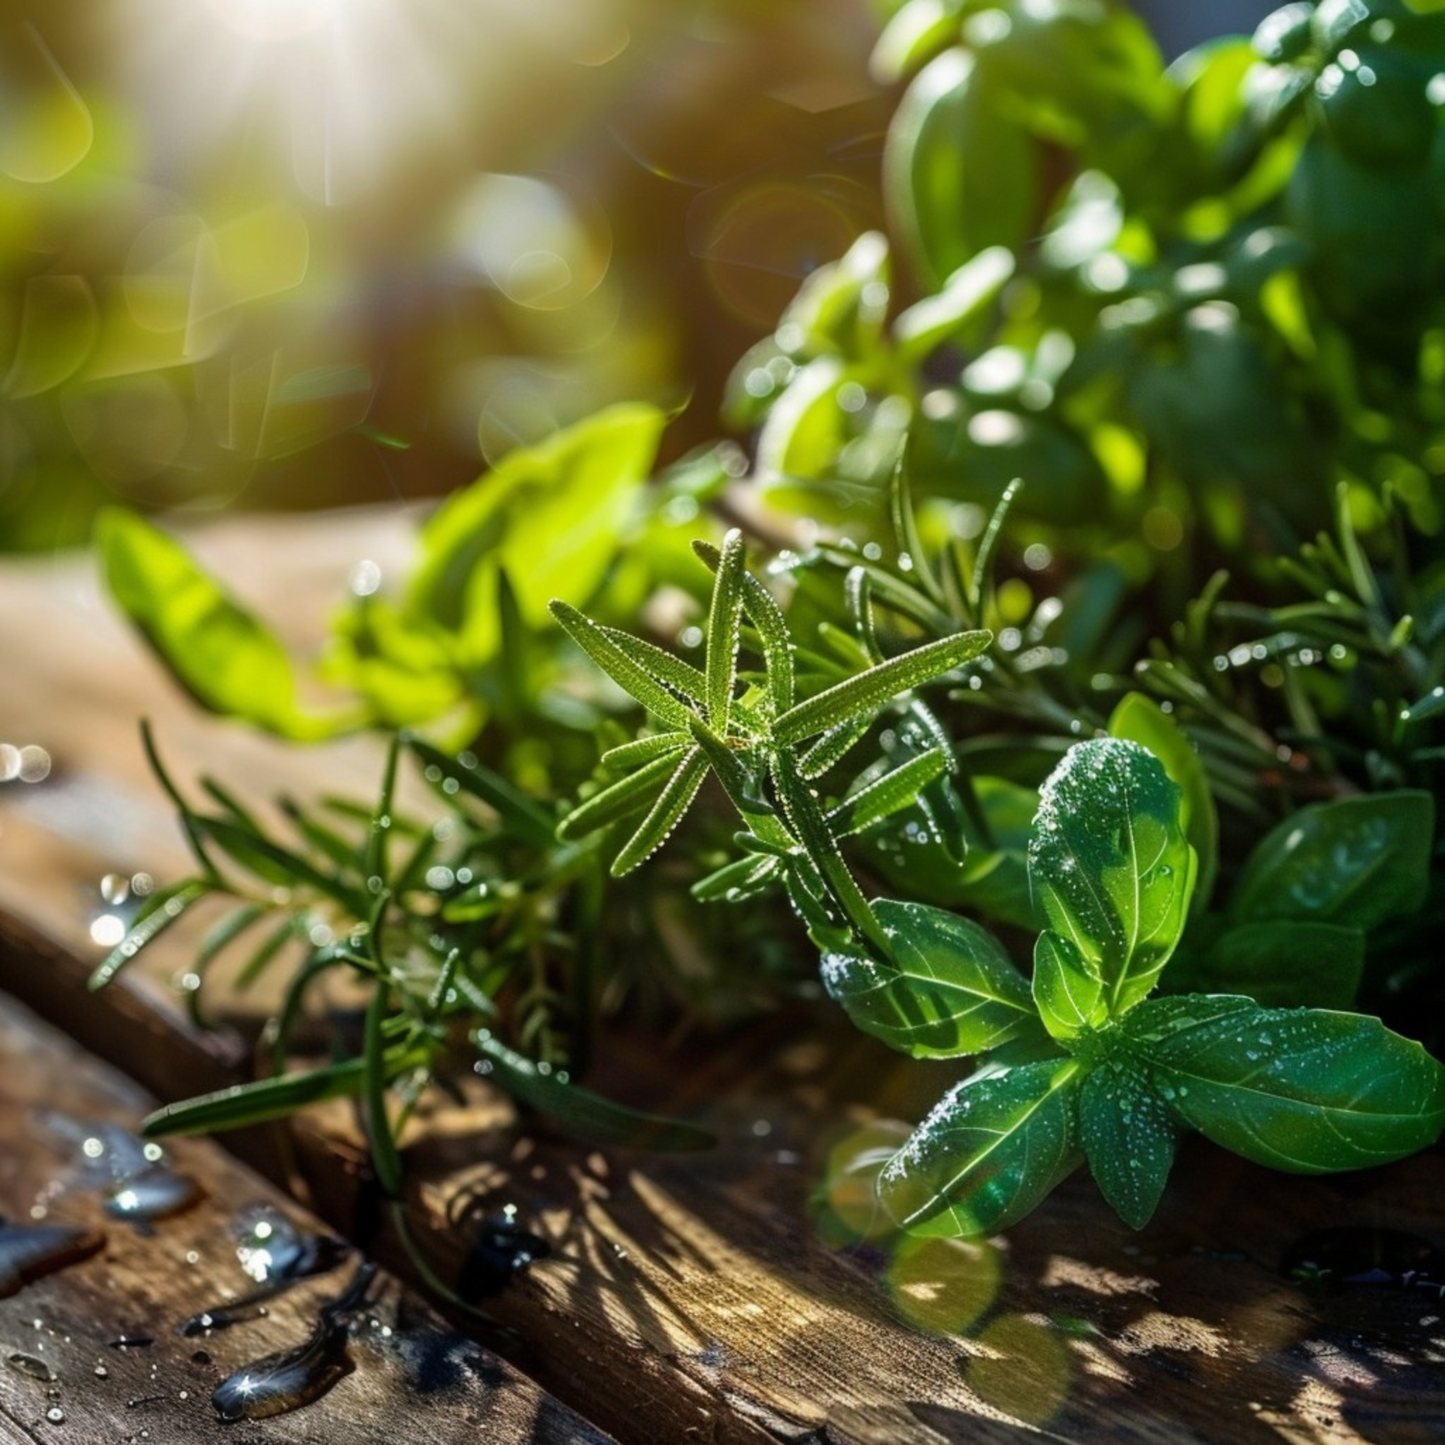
[[97, 0, 1445, 1248]]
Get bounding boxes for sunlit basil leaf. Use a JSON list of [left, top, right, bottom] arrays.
[[756, 356, 850, 482], [1120, 996, 1445, 1172], [884, 48, 1038, 290], [878, 1057, 1084, 1237], [1030, 738, 1196, 1018], [1078, 1058, 1177, 1230], [475, 1034, 715, 1152], [821, 900, 1039, 1059], [1228, 792, 1434, 933], [408, 403, 664, 635], [98, 509, 360, 741], [893, 245, 1015, 365], [1109, 692, 1218, 910], [872, 0, 960, 85], [772, 628, 991, 746], [1031, 930, 1106, 1041], [775, 230, 890, 362]]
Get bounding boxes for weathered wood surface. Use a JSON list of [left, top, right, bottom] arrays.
[[0, 988, 613, 1444], [4, 514, 1445, 1444]]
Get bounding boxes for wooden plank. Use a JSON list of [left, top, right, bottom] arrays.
[[4, 517, 1445, 1443], [0, 987, 613, 1444]]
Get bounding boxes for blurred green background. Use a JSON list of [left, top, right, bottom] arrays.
[[1, 0, 1264, 551]]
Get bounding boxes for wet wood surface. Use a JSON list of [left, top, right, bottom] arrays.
[[3, 513, 1445, 1444], [0, 988, 613, 1444]]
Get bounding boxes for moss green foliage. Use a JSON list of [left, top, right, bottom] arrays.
[[100, 1, 1445, 1248]]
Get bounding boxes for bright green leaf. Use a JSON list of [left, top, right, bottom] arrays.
[[98, 509, 359, 741], [821, 899, 1038, 1059], [1030, 738, 1196, 1017], [1109, 692, 1218, 910], [878, 1057, 1083, 1237], [1121, 996, 1445, 1172], [1031, 930, 1106, 1041]]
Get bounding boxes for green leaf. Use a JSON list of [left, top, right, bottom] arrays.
[[1031, 930, 1106, 1041], [1078, 1058, 1177, 1230], [828, 749, 952, 838], [693, 539, 796, 715], [140, 1047, 431, 1137], [97, 509, 358, 741], [1187, 920, 1366, 1010], [89, 880, 212, 990], [408, 403, 665, 636], [195, 816, 363, 912], [883, 47, 1038, 290], [775, 230, 890, 361], [1109, 693, 1219, 911], [1121, 996, 1445, 1172], [1029, 738, 1196, 1017], [611, 746, 708, 876], [821, 900, 1038, 1059], [405, 736, 556, 846], [704, 529, 747, 734], [557, 747, 688, 841], [475, 1033, 715, 1152], [1228, 792, 1434, 933], [893, 245, 1015, 365], [772, 628, 991, 746], [549, 601, 695, 730], [879, 1057, 1083, 1237]]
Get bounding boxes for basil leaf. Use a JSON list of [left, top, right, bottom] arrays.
[[1078, 1059, 1177, 1230], [821, 901, 1039, 1059], [1228, 792, 1434, 933], [879, 1057, 1084, 1237], [1031, 930, 1106, 1041], [1121, 996, 1445, 1172], [1194, 920, 1366, 1011], [1029, 738, 1196, 1018], [475, 1034, 715, 1153], [1109, 692, 1218, 911], [98, 509, 359, 741]]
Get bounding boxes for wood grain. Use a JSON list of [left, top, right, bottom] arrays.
[[0, 987, 613, 1444], [4, 514, 1444, 1444]]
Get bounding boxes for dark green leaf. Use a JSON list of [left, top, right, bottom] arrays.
[[878, 1057, 1084, 1237], [140, 1047, 430, 1137], [196, 816, 363, 912], [1228, 792, 1434, 933], [1121, 996, 1445, 1172], [1030, 739, 1196, 1017], [821, 900, 1038, 1059], [828, 749, 952, 839], [475, 1033, 715, 1152], [1079, 1058, 1176, 1230], [406, 736, 556, 845], [1191, 920, 1366, 1010]]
